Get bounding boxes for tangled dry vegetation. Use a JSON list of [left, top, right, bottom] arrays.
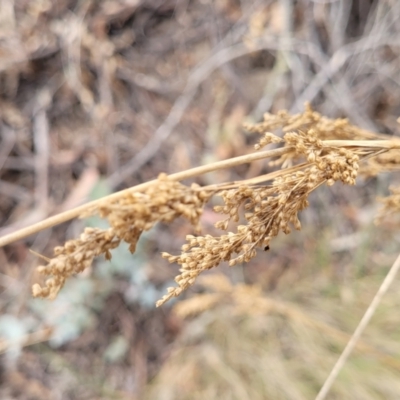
[[8, 105, 398, 307], [145, 273, 400, 400], [3, 1, 400, 399]]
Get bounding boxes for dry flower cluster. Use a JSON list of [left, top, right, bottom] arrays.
[[32, 174, 212, 299], [157, 128, 379, 305], [6, 105, 400, 306], [246, 103, 385, 142], [245, 103, 395, 170]]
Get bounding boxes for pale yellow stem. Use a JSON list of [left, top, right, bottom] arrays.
[[323, 140, 400, 149], [0, 147, 289, 247], [1, 139, 399, 247]]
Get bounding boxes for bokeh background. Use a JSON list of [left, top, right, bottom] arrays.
[[1, 0, 400, 399]]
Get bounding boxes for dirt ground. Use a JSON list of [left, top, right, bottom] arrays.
[[2, 1, 400, 399]]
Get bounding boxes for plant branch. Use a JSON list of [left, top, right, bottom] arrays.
[[1, 139, 399, 248], [323, 140, 400, 149], [0, 147, 290, 247]]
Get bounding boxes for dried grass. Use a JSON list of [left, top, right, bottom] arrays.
[[1, 105, 399, 307], [144, 272, 400, 400], [3, 105, 400, 306], [2, 1, 400, 399], [11, 104, 399, 398], [31, 174, 212, 299]]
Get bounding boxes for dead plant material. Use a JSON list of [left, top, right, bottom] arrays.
[[148, 273, 400, 400], [0, 106, 398, 306], [157, 128, 383, 306], [32, 174, 212, 299], [360, 150, 400, 177], [376, 185, 400, 224]]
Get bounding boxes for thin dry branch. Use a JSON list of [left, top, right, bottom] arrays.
[[0, 147, 289, 247], [4, 102, 400, 306], [316, 251, 400, 400], [1, 140, 399, 248]]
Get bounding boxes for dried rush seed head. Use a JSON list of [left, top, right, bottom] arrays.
[[30, 105, 396, 307], [32, 174, 212, 300], [156, 135, 363, 306], [32, 227, 119, 299]]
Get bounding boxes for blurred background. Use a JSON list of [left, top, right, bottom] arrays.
[[1, 0, 400, 399]]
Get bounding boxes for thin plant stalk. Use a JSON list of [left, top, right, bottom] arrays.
[[0, 147, 289, 247], [1, 139, 399, 248], [316, 251, 400, 400]]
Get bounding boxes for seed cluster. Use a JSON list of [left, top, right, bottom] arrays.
[[158, 176, 308, 306], [32, 227, 119, 299], [30, 106, 396, 306], [245, 103, 381, 148], [33, 174, 212, 300], [253, 131, 283, 151], [157, 128, 363, 306], [89, 173, 211, 253], [284, 130, 360, 186]]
